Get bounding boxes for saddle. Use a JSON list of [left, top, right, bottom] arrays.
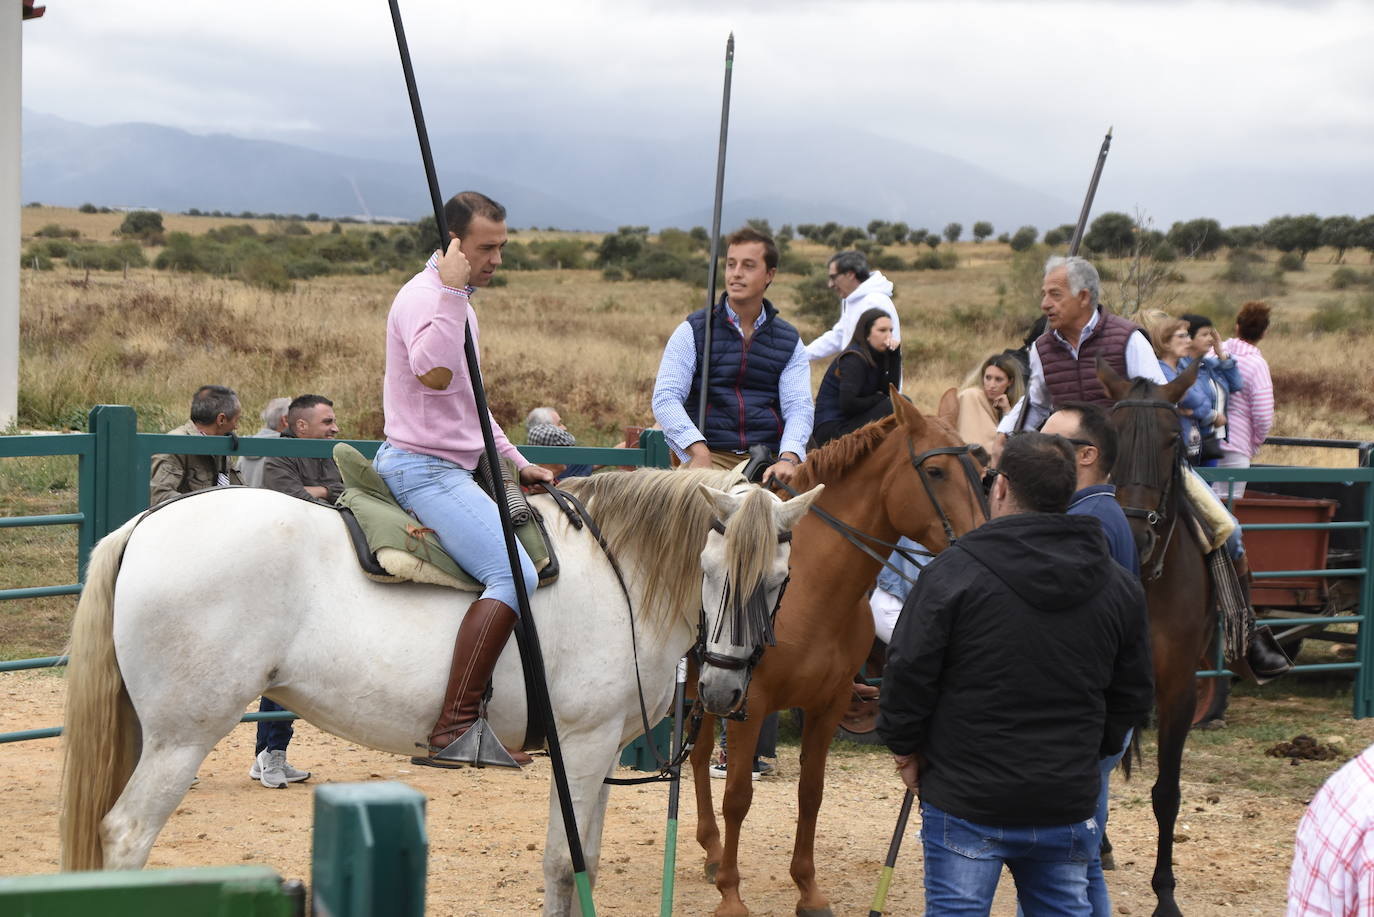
[[332, 443, 558, 590]]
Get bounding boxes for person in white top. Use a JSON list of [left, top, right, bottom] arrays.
[[806, 251, 900, 386]]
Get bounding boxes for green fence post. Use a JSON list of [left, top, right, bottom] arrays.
[[1356, 475, 1374, 719], [89, 405, 144, 540], [312, 782, 427, 917], [640, 428, 671, 469]]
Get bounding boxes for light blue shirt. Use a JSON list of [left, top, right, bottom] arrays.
[[651, 300, 814, 461]]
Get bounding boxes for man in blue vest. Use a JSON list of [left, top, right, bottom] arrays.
[[651, 227, 813, 486]]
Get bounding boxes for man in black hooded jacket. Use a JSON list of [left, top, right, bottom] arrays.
[[877, 432, 1153, 917]]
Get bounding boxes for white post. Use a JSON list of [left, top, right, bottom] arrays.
[[0, 0, 22, 429]]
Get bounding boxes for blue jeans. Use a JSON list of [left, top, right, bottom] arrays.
[[921, 803, 1093, 917], [255, 697, 292, 755], [373, 442, 538, 609]]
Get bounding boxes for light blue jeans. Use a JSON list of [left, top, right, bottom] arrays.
[[922, 802, 1093, 917], [373, 442, 537, 610]]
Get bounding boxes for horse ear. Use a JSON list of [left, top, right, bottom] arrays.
[[697, 483, 742, 521], [1161, 357, 1202, 404], [1095, 357, 1132, 401], [775, 484, 823, 531], [890, 385, 926, 434], [937, 387, 959, 425]]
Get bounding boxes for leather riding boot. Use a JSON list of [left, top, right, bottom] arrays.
[[413, 598, 532, 768], [1235, 554, 1294, 684]]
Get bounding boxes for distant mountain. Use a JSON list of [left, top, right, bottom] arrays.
[[22, 109, 1075, 231]]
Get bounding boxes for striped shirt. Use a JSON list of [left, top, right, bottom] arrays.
[[651, 301, 813, 462], [1220, 338, 1273, 457], [1288, 743, 1374, 915]]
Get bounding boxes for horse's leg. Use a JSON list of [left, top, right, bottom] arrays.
[[789, 696, 846, 917], [691, 713, 724, 882], [542, 732, 621, 917], [712, 712, 765, 917], [1150, 655, 1197, 917]]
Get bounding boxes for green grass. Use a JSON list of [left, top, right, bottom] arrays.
[[0, 455, 82, 660]]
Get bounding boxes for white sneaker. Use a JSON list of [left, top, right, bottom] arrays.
[[250, 749, 310, 788]]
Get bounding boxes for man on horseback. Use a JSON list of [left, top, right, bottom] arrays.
[[373, 190, 554, 769], [996, 256, 1165, 445], [651, 227, 813, 486]]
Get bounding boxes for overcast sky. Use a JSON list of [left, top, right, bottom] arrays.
[[19, 0, 1374, 224]]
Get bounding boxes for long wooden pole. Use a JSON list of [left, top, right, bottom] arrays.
[[386, 4, 595, 913], [695, 33, 735, 432]]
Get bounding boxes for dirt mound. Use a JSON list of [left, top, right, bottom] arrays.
[[1266, 734, 1339, 761]]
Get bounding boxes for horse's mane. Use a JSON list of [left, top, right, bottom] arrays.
[[790, 415, 898, 490], [1111, 378, 1176, 491], [559, 468, 746, 636]]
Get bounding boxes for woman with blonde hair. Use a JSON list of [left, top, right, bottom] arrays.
[[1142, 309, 1213, 462], [955, 353, 1024, 454]]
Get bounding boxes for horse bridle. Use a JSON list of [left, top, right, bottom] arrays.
[[1111, 398, 1186, 582]]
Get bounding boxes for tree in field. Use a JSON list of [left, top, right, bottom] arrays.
[[943, 222, 963, 243], [840, 226, 867, 247], [1165, 218, 1224, 258], [597, 227, 646, 266], [1009, 225, 1039, 252], [1263, 214, 1323, 260], [1319, 215, 1358, 263], [908, 228, 929, 246], [1083, 212, 1137, 257], [925, 234, 941, 250], [972, 221, 993, 243], [867, 219, 888, 239], [777, 224, 795, 243], [795, 223, 818, 242], [1354, 215, 1374, 264], [889, 222, 910, 245], [1224, 225, 1263, 249], [746, 217, 774, 237], [1042, 223, 1077, 247], [117, 210, 165, 242]]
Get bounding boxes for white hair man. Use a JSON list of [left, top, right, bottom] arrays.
[[240, 396, 291, 488]]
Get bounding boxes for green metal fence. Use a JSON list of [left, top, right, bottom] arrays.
[[0, 404, 672, 743], [1197, 460, 1374, 719]]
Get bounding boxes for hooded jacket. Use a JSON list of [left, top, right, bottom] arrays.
[[876, 512, 1153, 827], [804, 271, 901, 366]]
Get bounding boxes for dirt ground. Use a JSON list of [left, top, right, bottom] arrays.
[[0, 670, 1338, 916]]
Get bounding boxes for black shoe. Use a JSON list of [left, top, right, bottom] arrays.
[[1245, 627, 1294, 684]]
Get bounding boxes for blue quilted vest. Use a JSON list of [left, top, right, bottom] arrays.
[[685, 297, 800, 453]]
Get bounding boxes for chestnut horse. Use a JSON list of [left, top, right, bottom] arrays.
[[1099, 359, 1210, 917], [689, 391, 987, 917]]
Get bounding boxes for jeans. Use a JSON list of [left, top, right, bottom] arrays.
[[373, 442, 538, 609], [921, 802, 1093, 917], [256, 697, 293, 755]]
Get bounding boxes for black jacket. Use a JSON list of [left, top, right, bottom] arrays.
[[876, 512, 1153, 827]]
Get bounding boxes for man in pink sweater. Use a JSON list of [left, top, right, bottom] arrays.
[[1213, 301, 1275, 500], [373, 191, 554, 769]]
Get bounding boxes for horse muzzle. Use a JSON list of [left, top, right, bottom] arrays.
[[698, 663, 751, 718]]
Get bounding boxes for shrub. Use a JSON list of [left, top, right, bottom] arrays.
[[943, 222, 963, 243], [911, 250, 958, 271], [1083, 212, 1136, 257], [238, 254, 292, 291], [1330, 267, 1368, 290], [1152, 242, 1178, 262], [498, 240, 537, 270], [628, 249, 692, 281], [778, 251, 813, 275], [35, 223, 80, 239], [792, 272, 836, 323], [284, 256, 334, 280], [1308, 294, 1374, 334], [601, 266, 625, 282], [597, 228, 645, 266], [314, 233, 370, 263], [1166, 218, 1224, 257], [205, 223, 259, 243], [21, 248, 53, 270], [996, 232, 1010, 244], [36, 238, 72, 258], [1276, 251, 1305, 272], [1043, 224, 1076, 247], [533, 238, 591, 269], [872, 253, 907, 273], [78, 202, 98, 214], [972, 221, 993, 242], [1227, 247, 1265, 264], [1095, 262, 1118, 283]]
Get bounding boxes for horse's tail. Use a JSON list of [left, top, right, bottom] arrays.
[[1120, 725, 1144, 781], [59, 515, 142, 871]]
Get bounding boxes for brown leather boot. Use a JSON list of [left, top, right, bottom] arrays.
[[412, 598, 532, 768], [1234, 554, 1294, 684]]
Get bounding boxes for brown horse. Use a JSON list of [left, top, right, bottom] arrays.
[[1098, 359, 1208, 917], [689, 391, 987, 917]]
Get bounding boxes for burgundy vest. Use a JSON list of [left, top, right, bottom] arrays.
[[1035, 310, 1142, 408]]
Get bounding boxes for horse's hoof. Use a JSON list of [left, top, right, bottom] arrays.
[[704, 861, 718, 884], [1101, 849, 1116, 871]]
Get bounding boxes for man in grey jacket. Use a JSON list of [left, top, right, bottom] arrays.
[[262, 394, 343, 505]]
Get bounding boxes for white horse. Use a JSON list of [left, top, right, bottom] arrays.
[[59, 468, 821, 916]]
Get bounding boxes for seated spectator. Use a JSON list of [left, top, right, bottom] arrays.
[[812, 308, 902, 446], [262, 395, 344, 505], [1142, 310, 1213, 463], [1179, 313, 1243, 468], [956, 354, 1024, 455], [240, 396, 291, 488], [148, 385, 245, 506], [525, 406, 593, 481]]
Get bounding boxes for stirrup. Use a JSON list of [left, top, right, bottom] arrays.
[[414, 718, 522, 770]]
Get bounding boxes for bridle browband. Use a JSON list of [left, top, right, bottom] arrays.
[[1111, 397, 1186, 582]]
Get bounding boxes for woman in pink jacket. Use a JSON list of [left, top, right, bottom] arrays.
[[1214, 301, 1274, 499]]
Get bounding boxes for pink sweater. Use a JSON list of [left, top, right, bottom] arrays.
[[1221, 337, 1274, 458], [382, 261, 527, 470]]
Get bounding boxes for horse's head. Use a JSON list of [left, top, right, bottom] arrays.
[[882, 387, 989, 551], [1097, 357, 1201, 566], [694, 481, 823, 718]]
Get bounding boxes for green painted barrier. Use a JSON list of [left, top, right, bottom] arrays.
[[620, 717, 673, 772], [312, 782, 427, 917], [0, 865, 304, 916]]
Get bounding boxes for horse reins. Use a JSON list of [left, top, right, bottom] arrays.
[[1111, 398, 1187, 582]]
